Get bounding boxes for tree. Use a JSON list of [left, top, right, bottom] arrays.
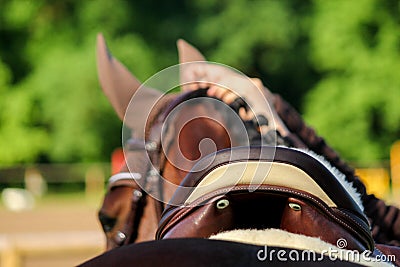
[[0, 0, 398, 165], [304, 0, 400, 161]]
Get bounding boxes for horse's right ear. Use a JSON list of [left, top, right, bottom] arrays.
[[177, 39, 206, 63], [96, 33, 161, 121], [96, 33, 143, 120]]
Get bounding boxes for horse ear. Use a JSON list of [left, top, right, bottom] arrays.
[[177, 39, 206, 63], [96, 33, 161, 121], [177, 39, 207, 91]]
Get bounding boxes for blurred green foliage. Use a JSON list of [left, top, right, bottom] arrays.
[[304, 0, 400, 162], [0, 0, 399, 165]]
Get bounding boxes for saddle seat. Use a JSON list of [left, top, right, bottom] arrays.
[[156, 146, 374, 252]]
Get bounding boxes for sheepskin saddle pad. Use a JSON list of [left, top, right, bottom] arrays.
[[156, 146, 374, 253]]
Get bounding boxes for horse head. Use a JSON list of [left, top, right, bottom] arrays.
[[88, 35, 400, 267], [96, 35, 255, 249]]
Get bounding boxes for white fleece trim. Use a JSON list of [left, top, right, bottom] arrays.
[[284, 146, 364, 212], [210, 229, 392, 266]]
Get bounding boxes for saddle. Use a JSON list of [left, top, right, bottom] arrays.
[[156, 146, 375, 253]]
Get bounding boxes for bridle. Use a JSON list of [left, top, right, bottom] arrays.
[[98, 92, 176, 246]]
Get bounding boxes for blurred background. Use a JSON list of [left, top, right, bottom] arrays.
[[0, 0, 399, 266]]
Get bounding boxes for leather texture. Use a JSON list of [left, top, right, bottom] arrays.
[[157, 146, 374, 252], [164, 146, 367, 220], [281, 197, 367, 252]]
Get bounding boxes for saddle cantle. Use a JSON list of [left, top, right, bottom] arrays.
[[156, 146, 374, 252]]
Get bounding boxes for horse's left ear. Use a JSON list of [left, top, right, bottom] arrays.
[[177, 39, 207, 91]]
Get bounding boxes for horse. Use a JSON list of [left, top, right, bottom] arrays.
[[90, 34, 400, 266], [85, 84, 398, 267]]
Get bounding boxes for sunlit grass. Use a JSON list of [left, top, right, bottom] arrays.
[[37, 191, 104, 206], [0, 190, 105, 211]]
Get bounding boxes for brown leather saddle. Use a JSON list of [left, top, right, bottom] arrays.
[[156, 146, 375, 253]]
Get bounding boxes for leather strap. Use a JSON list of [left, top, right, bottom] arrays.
[[107, 172, 142, 190]]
